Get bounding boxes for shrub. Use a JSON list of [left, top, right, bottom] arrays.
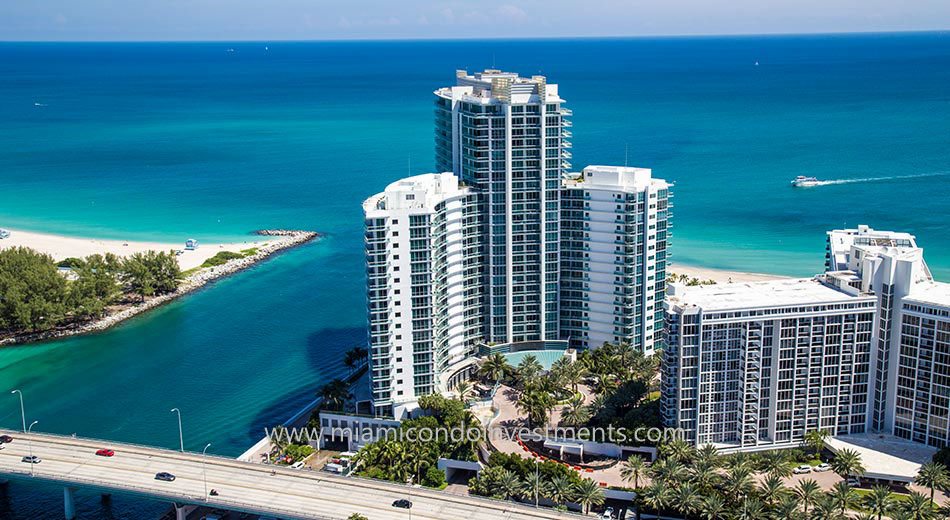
[[200, 251, 245, 268], [423, 466, 446, 488]]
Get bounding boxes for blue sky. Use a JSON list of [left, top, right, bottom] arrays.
[[1, 0, 949, 41]]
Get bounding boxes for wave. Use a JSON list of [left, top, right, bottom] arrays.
[[810, 171, 949, 186]]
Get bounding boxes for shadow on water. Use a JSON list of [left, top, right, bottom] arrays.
[[244, 326, 364, 440]]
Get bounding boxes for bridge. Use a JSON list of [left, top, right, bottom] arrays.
[[0, 429, 576, 520]]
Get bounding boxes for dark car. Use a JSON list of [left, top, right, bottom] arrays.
[[96, 448, 115, 457], [392, 499, 412, 509], [155, 472, 176, 482], [21, 455, 41, 464], [0, 435, 13, 443]]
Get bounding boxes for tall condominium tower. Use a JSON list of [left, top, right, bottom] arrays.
[[435, 70, 571, 344], [363, 173, 486, 418], [560, 166, 671, 352], [661, 278, 877, 450]]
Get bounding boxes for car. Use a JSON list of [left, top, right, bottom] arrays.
[[0, 444, 4, 450], [0, 435, 13, 443], [814, 463, 831, 472], [95, 448, 115, 457], [290, 460, 306, 469], [793, 465, 812, 474], [847, 477, 861, 487], [155, 472, 176, 482], [601, 506, 615, 520], [21, 455, 41, 464], [392, 499, 412, 509]]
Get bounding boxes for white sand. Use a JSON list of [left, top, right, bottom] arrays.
[[0, 228, 273, 271], [669, 262, 790, 284]]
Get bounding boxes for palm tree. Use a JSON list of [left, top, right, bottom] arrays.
[[673, 483, 702, 517], [319, 378, 352, 411], [758, 473, 788, 506], [661, 437, 696, 464], [761, 450, 792, 477], [454, 380, 474, 401], [734, 497, 766, 520], [520, 472, 551, 507], [516, 355, 544, 386], [814, 494, 848, 520], [795, 478, 822, 516], [620, 455, 648, 489], [516, 387, 553, 428], [864, 485, 897, 520], [689, 460, 721, 493], [723, 465, 755, 501], [772, 495, 800, 520], [699, 494, 727, 520], [640, 481, 672, 514], [573, 478, 606, 515], [560, 394, 590, 427], [901, 491, 936, 520], [492, 469, 522, 500], [828, 481, 858, 516], [478, 353, 511, 385], [548, 475, 575, 507], [650, 458, 688, 486], [831, 448, 866, 480], [695, 444, 720, 467], [803, 429, 830, 459], [916, 462, 950, 506]]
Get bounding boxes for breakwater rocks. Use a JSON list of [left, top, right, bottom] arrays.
[[0, 230, 319, 346]]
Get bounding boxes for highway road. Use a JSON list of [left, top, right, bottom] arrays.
[[0, 429, 580, 520]]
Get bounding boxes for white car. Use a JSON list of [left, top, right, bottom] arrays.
[[793, 465, 812, 474], [601, 507, 615, 520], [814, 463, 832, 472]]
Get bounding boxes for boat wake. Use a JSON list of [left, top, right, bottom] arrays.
[[810, 171, 949, 186]]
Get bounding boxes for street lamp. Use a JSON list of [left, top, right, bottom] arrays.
[[534, 457, 540, 508], [27, 420, 38, 477], [170, 408, 183, 452], [10, 389, 26, 433], [202, 443, 212, 500], [407, 476, 413, 520]]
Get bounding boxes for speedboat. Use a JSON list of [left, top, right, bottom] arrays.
[[791, 176, 821, 188]]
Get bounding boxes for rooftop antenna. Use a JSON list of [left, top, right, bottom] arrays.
[[624, 143, 629, 167]]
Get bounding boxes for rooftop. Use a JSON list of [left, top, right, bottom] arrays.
[[562, 165, 669, 192], [825, 433, 937, 483], [904, 281, 950, 309], [363, 172, 467, 216], [667, 277, 873, 312], [435, 69, 562, 104]]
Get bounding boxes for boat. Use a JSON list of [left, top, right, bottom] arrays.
[[791, 176, 822, 188]]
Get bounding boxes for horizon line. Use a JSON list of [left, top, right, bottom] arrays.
[[1, 28, 948, 44]]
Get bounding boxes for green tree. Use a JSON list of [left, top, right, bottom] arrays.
[[0, 247, 69, 331], [758, 473, 788, 506], [548, 475, 575, 507], [319, 378, 353, 411], [863, 485, 897, 520], [478, 353, 511, 385], [803, 429, 830, 459], [347, 514, 368, 520], [772, 495, 800, 520], [734, 497, 766, 520], [916, 462, 950, 505], [831, 448, 866, 479], [901, 491, 936, 520], [120, 250, 181, 300], [620, 454, 648, 489], [492, 469, 522, 500], [640, 481, 672, 513], [795, 478, 822, 516], [516, 387, 553, 428], [69, 253, 122, 318], [828, 481, 857, 516], [760, 449, 793, 478], [520, 471, 551, 506], [699, 494, 727, 520], [573, 478, 605, 515], [560, 393, 590, 427], [673, 483, 702, 517]]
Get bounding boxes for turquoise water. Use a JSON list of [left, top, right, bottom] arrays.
[[0, 34, 949, 517], [504, 351, 568, 371]]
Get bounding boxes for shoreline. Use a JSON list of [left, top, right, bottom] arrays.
[[668, 262, 791, 284], [0, 229, 320, 347]]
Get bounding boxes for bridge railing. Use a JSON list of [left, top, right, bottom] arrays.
[[0, 466, 335, 520]]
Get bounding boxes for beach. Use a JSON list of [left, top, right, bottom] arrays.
[[669, 262, 790, 284], [0, 228, 319, 346], [0, 227, 275, 270]]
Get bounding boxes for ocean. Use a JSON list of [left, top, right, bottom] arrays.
[[0, 33, 949, 517]]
